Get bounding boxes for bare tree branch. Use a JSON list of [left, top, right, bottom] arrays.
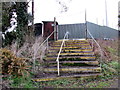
[[56, 0, 72, 13]]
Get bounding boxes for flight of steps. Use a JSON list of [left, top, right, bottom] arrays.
[[34, 39, 102, 81]]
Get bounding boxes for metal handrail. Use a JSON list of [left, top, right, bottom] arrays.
[[87, 29, 103, 67], [56, 32, 69, 76]]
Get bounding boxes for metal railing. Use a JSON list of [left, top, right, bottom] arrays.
[[87, 29, 103, 67], [56, 32, 69, 76]]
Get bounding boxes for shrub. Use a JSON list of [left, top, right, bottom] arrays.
[[0, 48, 30, 77]]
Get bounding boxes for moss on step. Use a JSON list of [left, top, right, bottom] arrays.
[[43, 67, 101, 72], [45, 56, 96, 61], [50, 46, 91, 49], [47, 52, 94, 56], [33, 73, 101, 82]]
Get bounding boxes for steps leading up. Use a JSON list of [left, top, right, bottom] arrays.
[[33, 39, 101, 81], [45, 56, 96, 61], [45, 61, 99, 65], [43, 67, 101, 72], [47, 52, 94, 56], [33, 73, 102, 81]]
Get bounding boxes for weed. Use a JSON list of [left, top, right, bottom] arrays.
[[106, 47, 117, 55], [95, 82, 110, 88], [9, 75, 35, 88]]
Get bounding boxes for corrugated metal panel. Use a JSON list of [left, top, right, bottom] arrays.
[[58, 23, 86, 39], [87, 22, 118, 39], [58, 22, 118, 39]]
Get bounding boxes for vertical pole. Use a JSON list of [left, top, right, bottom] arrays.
[[57, 25, 59, 40], [0, 3, 2, 90], [57, 58, 60, 76], [105, 0, 108, 26], [32, 0, 34, 38], [47, 39, 48, 50], [85, 9, 87, 40], [54, 17, 56, 41], [32, 0, 35, 72], [0, 2, 2, 48], [42, 22, 44, 37]]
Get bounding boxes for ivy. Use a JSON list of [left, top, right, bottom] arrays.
[[2, 2, 29, 47], [16, 2, 28, 47]]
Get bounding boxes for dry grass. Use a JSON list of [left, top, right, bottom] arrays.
[[6, 36, 47, 73], [90, 38, 118, 63]]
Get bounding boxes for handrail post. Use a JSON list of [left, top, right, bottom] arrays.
[[57, 58, 60, 76]]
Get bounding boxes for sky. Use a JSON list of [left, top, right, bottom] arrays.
[[28, 0, 119, 29]]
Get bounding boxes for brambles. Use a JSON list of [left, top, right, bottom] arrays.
[[0, 48, 30, 77]]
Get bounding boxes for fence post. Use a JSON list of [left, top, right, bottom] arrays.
[[47, 39, 48, 50], [85, 9, 87, 39], [54, 17, 57, 41]]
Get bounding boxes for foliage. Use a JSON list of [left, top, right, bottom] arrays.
[[101, 63, 118, 78], [0, 48, 30, 77], [15, 2, 28, 47], [9, 36, 46, 73], [2, 2, 12, 32], [9, 75, 38, 88], [3, 31, 17, 46], [2, 2, 30, 47]]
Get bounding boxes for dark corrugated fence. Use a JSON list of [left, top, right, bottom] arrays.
[[58, 22, 118, 39], [58, 23, 86, 39], [87, 22, 118, 39]]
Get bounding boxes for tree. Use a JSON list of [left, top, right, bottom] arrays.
[[2, 2, 29, 47], [16, 2, 28, 47], [56, 0, 72, 13], [2, 2, 16, 46]]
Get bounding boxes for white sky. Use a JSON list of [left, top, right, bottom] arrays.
[[28, 0, 119, 29]]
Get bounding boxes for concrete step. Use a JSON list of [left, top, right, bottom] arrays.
[[51, 43, 90, 46], [44, 56, 96, 61], [43, 67, 101, 73], [46, 61, 99, 66], [49, 49, 93, 53], [54, 39, 88, 43], [47, 52, 94, 56], [33, 73, 102, 81], [50, 46, 91, 49]]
